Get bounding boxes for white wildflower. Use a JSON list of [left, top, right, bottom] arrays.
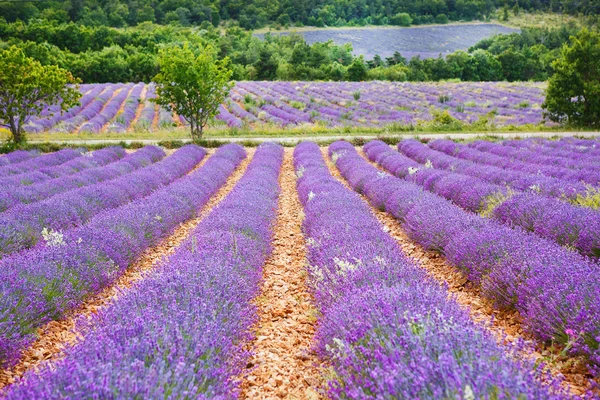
[[308, 191, 316, 201], [377, 171, 388, 179], [334, 257, 361, 276], [463, 385, 475, 400], [529, 184, 541, 193], [41, 228, 66, 247], [425, 159, 434, 169], [408, 167, 419, 175], [154, 215, 162, 221], [296, 165, 305, 178], [77, 237, 83, 244], [306, 237, 317, 247]]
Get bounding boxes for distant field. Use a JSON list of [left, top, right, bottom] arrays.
[[255, 23, 519, 59], [9, 81, 549, 142]]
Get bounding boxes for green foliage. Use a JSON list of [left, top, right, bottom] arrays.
[[347, 56, 368, 81], [436, 14, 449, 24], [154, 44, 233, 140], [0, 46, 80, 144], [543, 29, 600, 128], [390, 13, 412, 26]]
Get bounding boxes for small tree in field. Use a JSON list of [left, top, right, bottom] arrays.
[[154, 44, 233, 140], [543, 29, 600, 128], [0, 46, 80, 144]]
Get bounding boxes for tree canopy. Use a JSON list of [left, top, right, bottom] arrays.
[[154, 44, 233, 139], [543, 29, 600, 127], [0, 46, 80, 143]]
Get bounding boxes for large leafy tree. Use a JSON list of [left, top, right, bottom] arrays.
[[543, 29, 600, 128], [154, 44, 233, 140], [0, 46, 81, 144]]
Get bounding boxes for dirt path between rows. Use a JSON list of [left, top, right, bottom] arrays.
[[0, 148, 255, 391], [321, 147, 591, 397], [239, 148, 324, 400]]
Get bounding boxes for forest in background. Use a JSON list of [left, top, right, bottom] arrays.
[[1, 0, 598, 28], [0, 18, 583, 83]]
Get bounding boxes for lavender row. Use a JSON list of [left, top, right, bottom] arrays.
[[24, 81, 551, 133], [0, 144, 246, 368], [106, 83, 144, 133], [51, 85, 117, 133], [0, 145, 202, 259], [79, 84, 133, 133], [293, 142, 564, 399], [365, 141, 600, 258], [505, 137, 600, 161], [24, 85, 107, 133], [0, 150, 38, 167], [4, 143, 282, 398], [333, 141, 600, 372], [0, 148, 83, 178], [0, 146, 160, 213], [430, 139, 600, 186], [471, 140, 600, 175], [1, 147, 126, 187], [398, 139, 588, 201]]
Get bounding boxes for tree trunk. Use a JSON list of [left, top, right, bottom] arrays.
[[8, 116, 24, 144]]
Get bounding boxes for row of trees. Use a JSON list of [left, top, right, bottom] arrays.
[[0, 20, 582, 84], [1, 28, 599, 146], [3, 0, 598, 29]]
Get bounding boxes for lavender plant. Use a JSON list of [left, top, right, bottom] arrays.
[[293, 142, 566, 399], [3, 143, 283, 398], [0, 143, 247, 368]]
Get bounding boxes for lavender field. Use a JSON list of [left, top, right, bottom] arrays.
[[18, 81, 548, 136], [0, 136, 598, 397]]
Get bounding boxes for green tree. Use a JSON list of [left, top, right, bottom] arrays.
[[543, 29, 600, 127], [0, 46, 80, 144], [154, 44, 233, 140], [346, 56, 367, 81]]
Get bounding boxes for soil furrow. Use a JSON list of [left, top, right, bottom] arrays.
[[321, 147, 590, 397], [0, 148, 254, 391], [240, 148, 323, 400]]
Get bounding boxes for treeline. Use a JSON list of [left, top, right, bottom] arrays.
[[1, 0, 599, 29], [0, 19, 580, 83]]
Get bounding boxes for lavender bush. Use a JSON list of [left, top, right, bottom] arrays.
[[23, 81, 550, 133], [331, 141, 600, 373], [0, 143, 247, 368], [0, 145, 205, 258], [0, 146, 160, 212], [0, 147, 125, 188], [293, 141, 565, 399], [0, 150, 39, 167], [3, 143, 282, 398], [365, 140, 600, 258], [0, 149, 83, 178]]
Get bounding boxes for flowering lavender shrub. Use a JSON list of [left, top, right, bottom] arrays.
[[0, 145, 206, 258], [0, 146, 160, 212], [429, 139, 600, 187], [3, 143, 283, 398], [0, 150, 39, 167], [399, 139, 588, 200], [0, 149, 83, 178], [493, 193, 600, 258], [293, 142, 565, 399], [0, 147, 126, 187], [0, 143, 247, 369], [332, 141, 600, 372], [365, 140, 600, 258], [25, 81, 550, 133]]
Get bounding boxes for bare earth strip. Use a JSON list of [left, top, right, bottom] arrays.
[[321, 147, 591, 397], [0, 147, 255, 391], [240, 148, 324, 400]]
